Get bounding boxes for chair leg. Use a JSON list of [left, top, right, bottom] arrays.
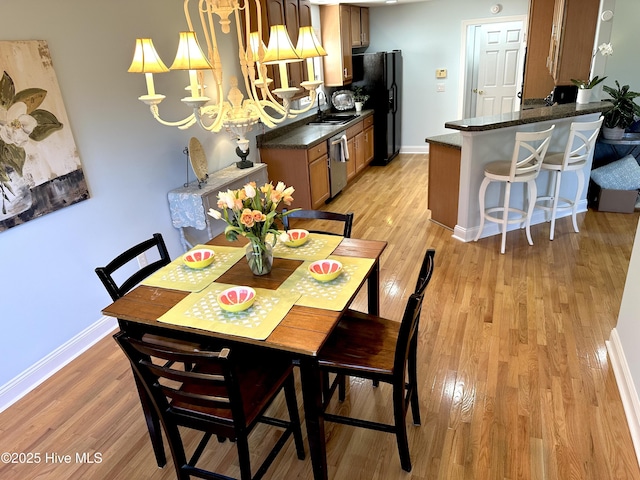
[[338, 374, 347, 401], [133, 374, 166, 468], [475, 177, 490, 242], [501, 182, 512, 254], [408, 337, 421, 425], [549, 171, 561, 241], [572, 169, 585, 233], [236, 434, 253, 480], [284, 374, 306, 460], [321, 372, 331, 406], [393, 381, 412, 472], [525, 180, 536, 247]]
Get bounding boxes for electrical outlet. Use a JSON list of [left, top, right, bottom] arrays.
[[437, 83, 445, 92], [137, 253, 148, 269]]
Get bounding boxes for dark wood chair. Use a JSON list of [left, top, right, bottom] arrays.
[[95, 233, 171, 302], [95, 233, 198, 467], [281, 209, 354, 237], [317, 249, 435, 472], [114, 333, 306, 480], [281, 209, 355, 398]]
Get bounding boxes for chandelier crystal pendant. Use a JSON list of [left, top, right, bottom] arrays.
[[127, 0, 327, 164]]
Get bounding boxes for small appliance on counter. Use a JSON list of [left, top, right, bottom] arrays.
[[545, 85, 578, 105]]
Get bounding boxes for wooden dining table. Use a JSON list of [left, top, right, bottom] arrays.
[[102, 233, 386, 480]]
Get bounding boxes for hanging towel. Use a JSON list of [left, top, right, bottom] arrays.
[[339, 134, 349, 162]]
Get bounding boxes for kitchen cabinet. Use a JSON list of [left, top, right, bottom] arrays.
[[298, 0, 311, 26], [320, 5, 353, 86], [258, 112, 374, 209], [259, 141, 329, 210], [426, 142, 461, 230], [350, 6, 369, 48], [346, 120, 363, 177], [546, 0, 600, 85], [523, 0, 600, 99], [309, 147, 331, 208], [363, 115, 374, 165], [248, 0, 308, 99], [346, 115, 373, 176], [522, 0, 555, 99]]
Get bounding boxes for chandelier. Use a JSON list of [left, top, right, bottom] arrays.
[[127, 0, 326, 163]]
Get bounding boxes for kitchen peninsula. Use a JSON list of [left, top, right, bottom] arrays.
[[426, 102, 611, 242]]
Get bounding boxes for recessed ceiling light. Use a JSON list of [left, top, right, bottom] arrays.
[[386, 0, 398, 3]]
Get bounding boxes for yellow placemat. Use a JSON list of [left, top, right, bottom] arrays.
[[279, 255, 375, 311], [272, 233, 343, 261], [158, 283, 301, 340], [141, 245, 245, 292]]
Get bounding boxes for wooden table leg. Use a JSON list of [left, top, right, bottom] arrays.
[[368, 259, 380, 315], [298, 357, 328, 480]]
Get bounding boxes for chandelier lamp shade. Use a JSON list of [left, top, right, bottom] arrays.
[[127, 0, 327, 155]]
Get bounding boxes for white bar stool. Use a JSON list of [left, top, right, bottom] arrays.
[[535, 117, 604, 240], [474, 126, 555, 254]]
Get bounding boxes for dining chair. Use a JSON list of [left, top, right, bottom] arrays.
[[281, 209, 354, 237], [535, 117, 603, 240], [474, 125, 555, 254], [317, 248, 435, 472], [114, 332, 305, 480], [281, 209, 354, 397], [95, 233, 199, 467]]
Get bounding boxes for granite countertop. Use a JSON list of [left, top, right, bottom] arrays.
[[444, 101, 612, 132], [258, 110, 374, 150], [425, 132, 462, 149]]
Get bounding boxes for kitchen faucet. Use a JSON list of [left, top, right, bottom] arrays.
[[317, 91, 327, 119]]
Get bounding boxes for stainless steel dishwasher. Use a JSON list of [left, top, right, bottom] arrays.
[[328, 131, 349, 199]]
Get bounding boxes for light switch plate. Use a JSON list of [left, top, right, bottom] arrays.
[[437, 83, 445, 92], [436, 69, 447, 79]]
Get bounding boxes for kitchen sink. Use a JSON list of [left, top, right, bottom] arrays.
[[307, 114, 359, 125]]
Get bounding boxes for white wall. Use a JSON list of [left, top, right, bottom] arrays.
[[367, 0, 529, 152], [0, 1, 250, 393], [606, 0, 640, 457]]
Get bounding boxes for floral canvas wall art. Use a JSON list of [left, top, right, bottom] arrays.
[[0, 40, 88, 232]]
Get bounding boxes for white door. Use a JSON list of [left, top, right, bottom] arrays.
[[474, 21, 524, 116]]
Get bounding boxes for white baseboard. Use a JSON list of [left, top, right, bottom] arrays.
[[607, 328, 640, 468], [0, 316, 118, 413], [400, 145, 429, 155]]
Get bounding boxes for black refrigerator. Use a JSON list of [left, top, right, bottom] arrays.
[[352, 50, 402, 165]]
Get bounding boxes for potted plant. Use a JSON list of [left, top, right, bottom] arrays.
[[601, 81, 640, 140], [352, 86, 369, 112], [570, 76, 607, 104]]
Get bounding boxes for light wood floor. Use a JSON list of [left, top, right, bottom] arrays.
[[2, 153, 639, 479]]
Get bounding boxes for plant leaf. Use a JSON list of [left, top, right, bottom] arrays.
[[13, 88, 47, 114], [0, 139, 27, 176], [0, 71, 15, 108], [29, 109, 63, 141]]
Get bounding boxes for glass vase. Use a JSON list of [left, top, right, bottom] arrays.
[[245, 240, 273, 275]]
